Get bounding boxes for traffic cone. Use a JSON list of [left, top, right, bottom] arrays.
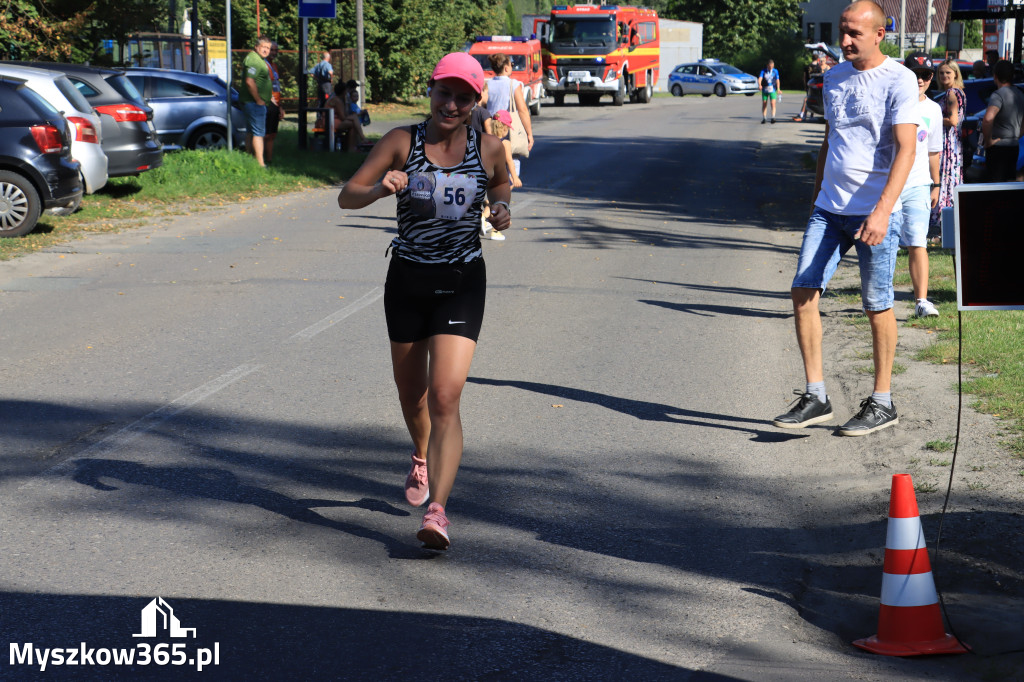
[[854, 473, 969, 656]]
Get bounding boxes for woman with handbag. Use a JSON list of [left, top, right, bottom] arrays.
[[481, 110, 522, 240], [486, 54, 534, 164], [337, 52, 512, 550]]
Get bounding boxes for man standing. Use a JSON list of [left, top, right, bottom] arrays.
[[759, 59, 780, 124], [312, 51, 334, 109], [981, 60, 1024, 182], [899, 56, 943, 318], [773, 0, 918, 436], [263, 41, 286, 165], [240, 36, 273, 167]]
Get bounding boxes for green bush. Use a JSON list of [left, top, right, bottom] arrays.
[[734, 30, 808, 88]]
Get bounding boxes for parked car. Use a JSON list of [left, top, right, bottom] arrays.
[[6, 62, 163, 178], [126, 68, 246, 151], [0, 76, 83, 237], [0, 63, 107, 199], [668, 59, 758, 97], [806, 72, 824, 116]]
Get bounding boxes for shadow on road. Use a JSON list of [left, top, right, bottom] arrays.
[[467, 376, 806, 442], [0, 591, 711, 681]]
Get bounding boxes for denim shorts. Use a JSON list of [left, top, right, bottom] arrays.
[[899, 184, 930, 248], [243, 102, 267, 137], [792, 207, 902, 311]]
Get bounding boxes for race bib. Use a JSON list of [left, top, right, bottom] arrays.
[[408, 171, 475, 221]]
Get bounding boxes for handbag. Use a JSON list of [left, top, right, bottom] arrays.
[[508, 83, 530, 158]]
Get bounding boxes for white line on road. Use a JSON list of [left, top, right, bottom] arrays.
[[22, 363, 263, 487], [290, 286, 383, 341], [21, 287, 384, 487]]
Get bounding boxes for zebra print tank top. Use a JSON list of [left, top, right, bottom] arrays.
[[391, 120, 488, 264]]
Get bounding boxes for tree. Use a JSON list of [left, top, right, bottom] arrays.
[[0, 0, 89, 61], [964, 19, 983, 49], [662, 0, 803, 59]]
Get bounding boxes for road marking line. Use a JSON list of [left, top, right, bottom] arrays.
[[290, 286, 382, 341], [21, 363, 262, 487]]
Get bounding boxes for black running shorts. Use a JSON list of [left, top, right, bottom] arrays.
[[384, 257, 486, 343]]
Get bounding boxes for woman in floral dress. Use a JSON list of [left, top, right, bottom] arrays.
[[930, 58, 966, 237]]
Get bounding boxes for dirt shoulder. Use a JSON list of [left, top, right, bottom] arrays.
[[756, 121, 1024, 678]]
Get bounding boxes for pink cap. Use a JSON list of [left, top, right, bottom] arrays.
[[494, 110, 513, 127], [431, 52, 484, 94]]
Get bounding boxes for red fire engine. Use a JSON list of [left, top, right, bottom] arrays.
[[468, 36, 545, 116], [535, 4, 660, 106]]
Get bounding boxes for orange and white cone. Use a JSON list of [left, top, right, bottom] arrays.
[[854, 473, 969, 656]]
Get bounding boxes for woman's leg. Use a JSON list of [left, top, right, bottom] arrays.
[[424, 334, 477, 508], [390, 340, 430, 457]]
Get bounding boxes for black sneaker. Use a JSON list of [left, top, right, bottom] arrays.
[[838, 397, 899, 436], [772, 390, 834, 428]]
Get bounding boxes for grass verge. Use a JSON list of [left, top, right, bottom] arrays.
[[897, 247, 1024, 456], [0, 128, 366, 261]]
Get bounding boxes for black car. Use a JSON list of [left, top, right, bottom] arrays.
[[5, 62, 163, 178], [0, 76, 83, 237], [805, 73, 824, 117]]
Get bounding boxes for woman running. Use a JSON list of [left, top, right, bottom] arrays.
[[337, 52, 512, 550]]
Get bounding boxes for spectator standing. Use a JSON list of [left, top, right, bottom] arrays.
[[985, 49, 1000, 76], [468, 82, 494, 237], [899, 57, 943, 318], [482, 110, 521, 240], [240, 36, 273, 167], [312, 51, 334, 108], [930, 58, 966, 237], [793, 56, 824, 121], [468, 81, 490, 135], [486, 53, 534, 179], [772, 0, 917, 436], [982, 60, 1024, 182], [759, 59, 781, 124], [263, 41, 286, 165]]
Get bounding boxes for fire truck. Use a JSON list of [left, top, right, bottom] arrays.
[[534, 4, 660, 106], [467, 36, 544, 116]]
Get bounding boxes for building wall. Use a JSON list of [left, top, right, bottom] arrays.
[[659, 19, 703, 92], [799, 0, 951, 48]]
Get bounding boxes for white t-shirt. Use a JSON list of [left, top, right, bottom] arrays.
[[816, 58, 919, 216], [906, 96, 944, 188]]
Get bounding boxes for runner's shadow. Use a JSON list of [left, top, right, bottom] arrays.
[[467, 377, 806, 442], [640, 299, 792, 319], [70, 458, 431, 559]]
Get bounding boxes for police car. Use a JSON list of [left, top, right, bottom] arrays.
[[668, 59, 758, 97]]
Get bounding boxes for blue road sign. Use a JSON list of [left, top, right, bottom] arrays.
[[299, 0, 336, 19]]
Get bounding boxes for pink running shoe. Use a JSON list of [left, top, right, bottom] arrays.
[[404, 454, 429, 507], [417, 502, 450, 550]]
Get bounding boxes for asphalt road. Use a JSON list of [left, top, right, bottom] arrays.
[[0, 95, 1013, 680]]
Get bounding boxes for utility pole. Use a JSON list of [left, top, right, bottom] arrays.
[[925, 0, 935, 55], [191, 0, 199, 72], [357, 0, 365, 105], [899, 0, 906, 56], [226, 0, 233, 151]]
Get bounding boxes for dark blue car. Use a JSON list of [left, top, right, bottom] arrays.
[[0, 76, 83, 237]]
